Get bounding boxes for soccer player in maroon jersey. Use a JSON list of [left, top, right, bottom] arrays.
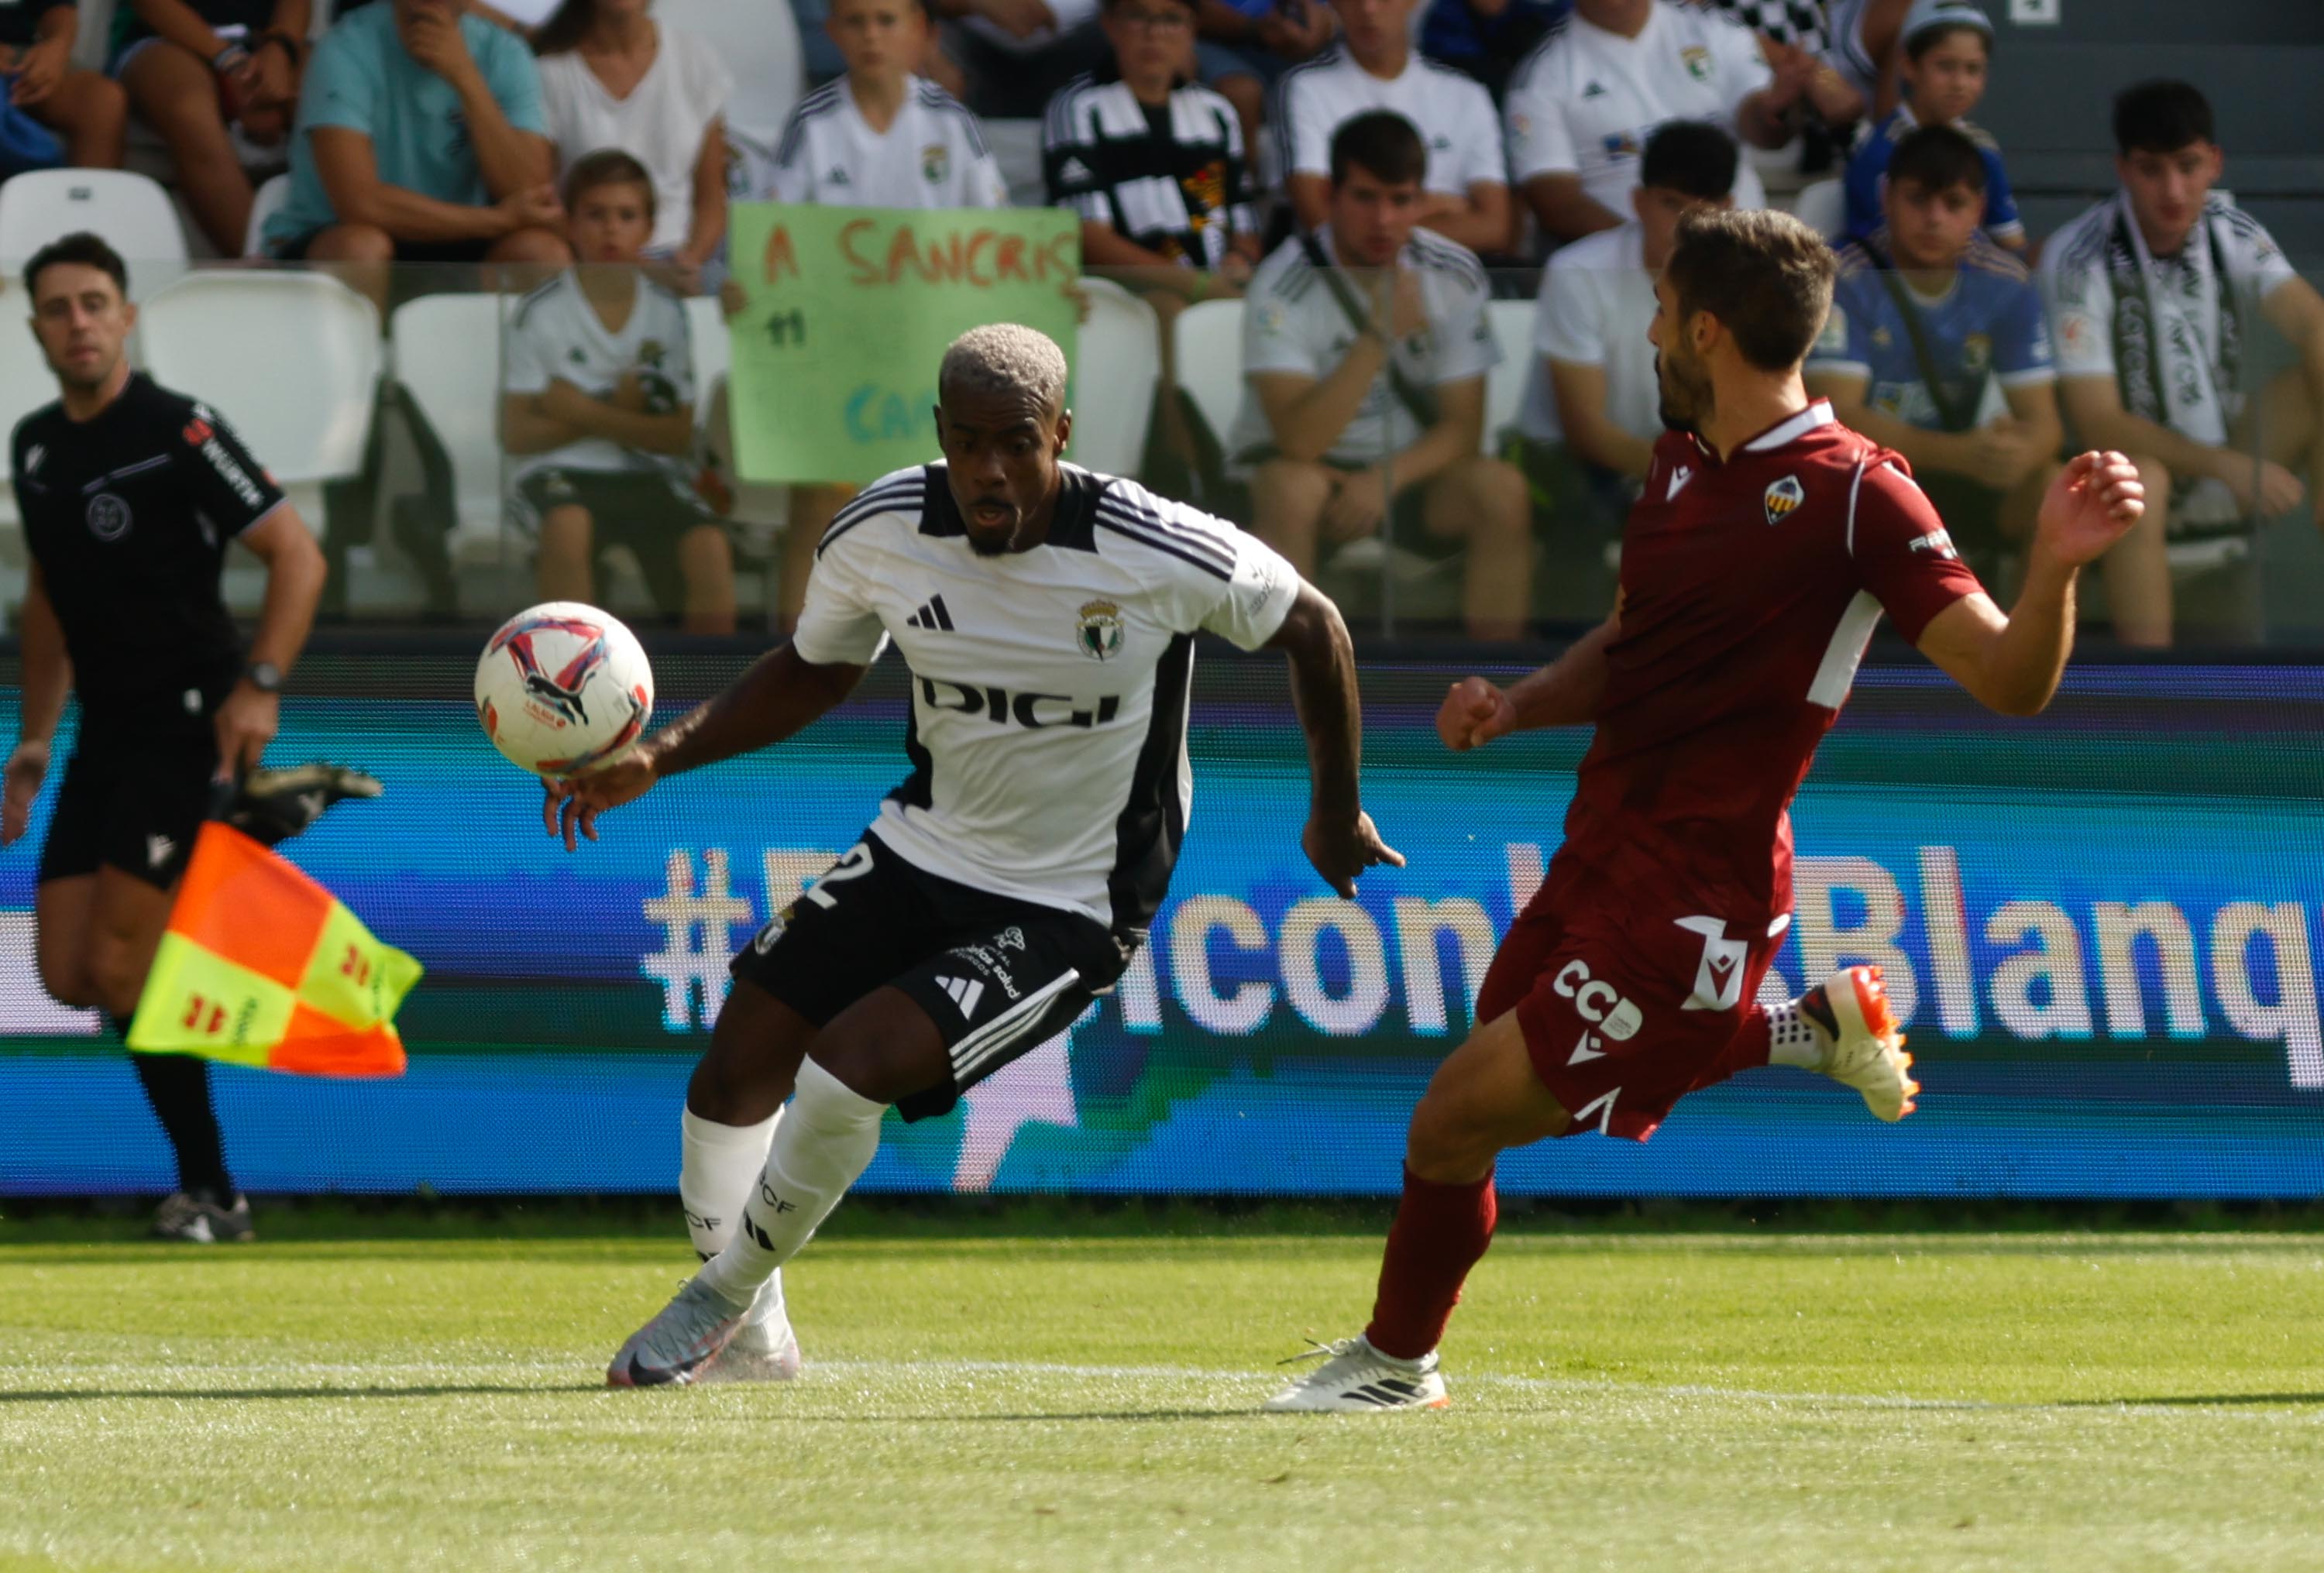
[[1267, 207, 2146, 1413]]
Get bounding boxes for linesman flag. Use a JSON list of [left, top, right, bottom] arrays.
[[127, 823, 419, 1077]]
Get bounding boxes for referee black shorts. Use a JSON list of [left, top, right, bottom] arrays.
[[39, 730, 217, 891], [730, 833, 1133, 1123]]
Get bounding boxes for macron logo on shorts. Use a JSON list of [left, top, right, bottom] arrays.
[[937, 975, 985, 1018]]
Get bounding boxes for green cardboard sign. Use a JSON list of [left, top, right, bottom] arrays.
[[724, 202, 1081, 485]]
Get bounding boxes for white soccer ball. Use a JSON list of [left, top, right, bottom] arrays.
[[475, 601, 655, 778]]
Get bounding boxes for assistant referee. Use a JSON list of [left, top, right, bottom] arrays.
[[1, 232, 327, 1242]]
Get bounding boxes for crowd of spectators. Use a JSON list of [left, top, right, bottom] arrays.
[[7, 0, 2320, 644]]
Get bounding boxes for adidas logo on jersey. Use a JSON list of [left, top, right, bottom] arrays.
[[1058, 156, 1093, 184], [936, 974, 985, 1018], [826, 167, 851, 186], [1582, 80, 1607, 98], [906, 594, 957, 631]]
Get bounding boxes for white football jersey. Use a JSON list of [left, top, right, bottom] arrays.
[[757, 74, 1009, 210], [1228, 227, 1501, 469], [1271, 46, 1506, 201], [790, 462, 1301, 929], [1504, 2, 1771, 215], [502, 270, 696, 485]]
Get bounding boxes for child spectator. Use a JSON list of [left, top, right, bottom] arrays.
[[533, 0, 731, 293], [1841, 0, 2020, 249], [1810, 125, 2059, 589], [2, 1, 126, 170], [737, 0, 1006, 627], [113, 1, 303, 253], [501, 150, 734, 634]]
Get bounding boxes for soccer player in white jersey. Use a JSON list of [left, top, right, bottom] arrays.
[[733, 0, 1010, 634], [550, 324, 1402, 1387], [1504, 0, 1816, 248]]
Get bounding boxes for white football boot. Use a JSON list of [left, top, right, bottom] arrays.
[[1803, 964, 1919, 1121], [699, 1281, 803, 1383], [606, 1276, 750, 1388], [1263, 1336, 1449, 1413]]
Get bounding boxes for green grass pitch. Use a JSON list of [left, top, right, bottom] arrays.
[[6, 1206, 2324, 1571]]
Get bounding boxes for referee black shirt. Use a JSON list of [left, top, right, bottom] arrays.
[[12, 374, 287, 735]]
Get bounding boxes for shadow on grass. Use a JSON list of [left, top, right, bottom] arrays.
[[2059, 1393, 2324, 1408]]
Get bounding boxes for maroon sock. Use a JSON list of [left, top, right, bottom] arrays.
[[1363, 1165, 1497, 1360]]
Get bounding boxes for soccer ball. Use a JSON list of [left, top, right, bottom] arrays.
[[475, 602, 655, 778]]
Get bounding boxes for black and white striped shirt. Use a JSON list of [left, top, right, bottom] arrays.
[[1042, 71, 1257, 270]]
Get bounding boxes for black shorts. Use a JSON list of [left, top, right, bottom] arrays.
[[730, 833, 1133, 1122], [38, 732, 217, 890], [514, 467, 724, 620]]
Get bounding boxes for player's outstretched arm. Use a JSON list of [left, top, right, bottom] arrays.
[[545, 644, 867, 851], [1915, 452, 2145, 717], [1266, 582, 1404, 898], [1437, 603, 1620, 750]]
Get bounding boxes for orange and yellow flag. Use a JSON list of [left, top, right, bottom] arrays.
[[126, 823, 419, 1077]]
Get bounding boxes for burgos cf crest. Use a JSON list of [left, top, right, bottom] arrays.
[[921, 143, 950, 184], [1076, 598, 1125, 661], [1681, 44, 1712, 81], [1763, 473, 1805, 526]]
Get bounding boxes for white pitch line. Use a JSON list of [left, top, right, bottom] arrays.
[[2, 1356, 2311, 1416]]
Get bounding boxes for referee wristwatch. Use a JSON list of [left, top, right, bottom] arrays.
[[243, 661, 284, 694]]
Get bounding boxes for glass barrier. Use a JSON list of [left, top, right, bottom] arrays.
[[15, 255, 2319, 649]]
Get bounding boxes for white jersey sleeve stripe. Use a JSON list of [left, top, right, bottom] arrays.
[[1093, 496, 1239, 569], [818, 475, 927, 555], [1092, 513, 1236, 581]]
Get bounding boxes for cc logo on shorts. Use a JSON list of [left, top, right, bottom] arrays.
[[1551, 958, 1644, 1040], [85, 492, 132, 541]]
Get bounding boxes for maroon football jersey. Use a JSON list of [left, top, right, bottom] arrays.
[[1558, 401, 1983, 922]]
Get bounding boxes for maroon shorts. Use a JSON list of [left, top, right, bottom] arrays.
[[1475, 860, 1789, 1142]]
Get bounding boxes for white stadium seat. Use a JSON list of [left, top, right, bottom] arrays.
[[1067, 278, 1159, 478], [1483, 300, 1535, 453], [137, 270, 380, 513], [654, 0, 805, 144], [70, 0, 115, 71], [245, 172, 292, 259], [0, 170, 189, 280], [1791, 177, 1845, 242], [1171, 298, 1246, 461], [684, 294, 730, 412], [982, 119, 1047, 209], [388, 293, 511, 568]]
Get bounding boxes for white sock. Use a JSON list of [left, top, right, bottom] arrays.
[[680, 1107, 789, 1344], [1765, 999, 1831, 1070], [696, 1059, 885, 1310]]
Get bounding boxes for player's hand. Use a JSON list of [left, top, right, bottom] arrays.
[[2212, 456, 2306, 520], [978, 0, 1057, 39], [1437, 675, 1516, 751], [542, 750, 658, 852], [1369, 266, 1426, 345], [1301, 809, 1404, 898], [1321, 467, 1388, 541], [2, 740, 48, 847], [495, 183, 565, 236], [212, 684, 280, 782], [719, 278, 751, 318], [402, 8, 481, 89], [2032, 450, 2145, 568], [541, 377, 596, 423], [243, 43, 296, 113], [9, 39, 66, 106]]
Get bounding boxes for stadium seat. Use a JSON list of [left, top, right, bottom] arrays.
[[137, 271, 380, 554], [982, 119, 1047, 209], [654, 0, 805, 146], [244, 173, 291, 259], [70, 0, 115, 72], [1789, 178, 1844, 242], [1067, 278, 1158, 478], [387, 293, 511, 570], [1171, 299, 1246, 462], [1483, 300, 1535, 454], [0, 170, 189, 280], [684, 294, 730, 415]]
